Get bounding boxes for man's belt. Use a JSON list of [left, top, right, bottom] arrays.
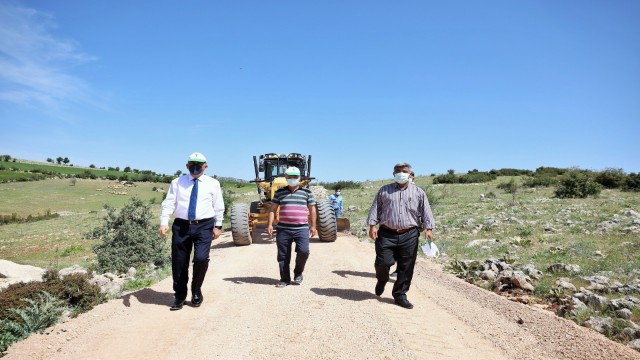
[[175, 217, 213, 225], [379, 225, 416, 234]]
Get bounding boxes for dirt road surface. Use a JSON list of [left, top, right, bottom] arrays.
[[5, 232, 639, 359]]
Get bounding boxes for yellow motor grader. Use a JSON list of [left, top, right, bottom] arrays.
[[230, 153, 338, 246]]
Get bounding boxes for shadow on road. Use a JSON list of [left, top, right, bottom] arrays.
[[121, 288, 174, 308], [333, 270, 377, 279], [222, 276, 276, 286], [211, 240, 237, 249], [310, 287, 383, 302]]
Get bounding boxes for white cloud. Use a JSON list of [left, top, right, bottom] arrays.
[[0, 3, 96, 110]]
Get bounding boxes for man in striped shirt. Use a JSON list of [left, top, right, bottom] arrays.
[[367, 162, 435, 309], [267, 167, 317, 288]]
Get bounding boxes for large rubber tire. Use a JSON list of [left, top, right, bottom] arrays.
[[316, 199, 337, 242], [230, 203, 252, 246]]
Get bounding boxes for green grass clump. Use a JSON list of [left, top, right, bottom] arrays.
[[0, 291, 67, 352]]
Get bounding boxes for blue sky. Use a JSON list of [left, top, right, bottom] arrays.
[[1, 1, 639, 182]]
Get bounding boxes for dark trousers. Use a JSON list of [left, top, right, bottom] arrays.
[[374, 227, 419, 300], [276, 227, 310, 283], [171, 218, 214, 300]]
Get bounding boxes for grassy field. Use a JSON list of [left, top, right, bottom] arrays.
[[0, 177, 255, 268]]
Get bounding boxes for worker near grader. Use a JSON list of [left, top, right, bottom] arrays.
[[267, 166, 317, 288], [159, 152, 224, 310], [367, 162, 435, 309], [328, 187, 343, 218]]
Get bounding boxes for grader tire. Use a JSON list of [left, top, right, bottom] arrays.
[[231, 203, 252, 246], [316, 199, 337, 242]]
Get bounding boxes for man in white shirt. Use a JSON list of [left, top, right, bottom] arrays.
[[159, 152, 225, 310]]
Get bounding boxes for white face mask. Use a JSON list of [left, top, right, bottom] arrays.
[[394, 172, 410, 184], [287, 178, 300, 187]]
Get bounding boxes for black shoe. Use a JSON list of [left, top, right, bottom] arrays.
[[191, 290, 203, 307], [170, 299, 185, 311], [375, 281, 386, 296], [394, 298, 414, 309]]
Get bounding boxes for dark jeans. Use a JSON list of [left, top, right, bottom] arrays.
[[276, 227, 310, 283], [171, 218, 214, 300], [374, 227, 419, 300]]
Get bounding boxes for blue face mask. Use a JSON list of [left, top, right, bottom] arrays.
[[189, 163, 204, 175]]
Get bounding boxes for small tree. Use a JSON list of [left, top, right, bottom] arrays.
[[87, 197, 169, 273], [46, 158, 53, 163], [89, 164, 96, 168], [124, 166, 131, 173], [56, 157, 63, 164], [63, 157, 70, 165]]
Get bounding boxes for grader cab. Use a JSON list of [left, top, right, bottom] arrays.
[[229, 153, 337, 246]]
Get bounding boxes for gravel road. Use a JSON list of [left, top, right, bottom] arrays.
[[5, 232, 639, 359]]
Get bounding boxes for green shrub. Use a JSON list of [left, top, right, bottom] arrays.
[[432, 173, 457, 184], [223, 189, 233, 216], [491, 168, 533, 176], [87, 197, 169, 273], [522, 175, 558, 188], [622, 173, 640, 192], [318, 180, 361, 190], [554, 171, 602, 198], [594, 168, 625, 189]]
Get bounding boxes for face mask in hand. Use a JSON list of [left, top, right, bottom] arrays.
[[189, 163, 204, 176], [394, 172, 410, 184], [287, 178, 300, 187]]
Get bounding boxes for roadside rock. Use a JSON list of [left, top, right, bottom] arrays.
[[557, 278, 577, 292], [59, 264, 88, 277], [0, 259, 45, 290], [548, 263, 581, 274], [584, 317, 613, 335], [522, 264, 543, 280], [629, 339, 640, 352], [88, 272, 126, 297]]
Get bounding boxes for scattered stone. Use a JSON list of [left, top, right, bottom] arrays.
[[609, 296, 640, 311], [616, 308, 633, 320], [584, 316, 613, 334], [544, 225, 558, 233], [480, 270, 496, 281], [596, 220, 618, 232], [628, 339, 640, 352], [522, 265, 543, 280], [557, 279, 577, 292], [59, 265, 88, 277], [511, 271, 535, 291], [127, 267, 137, 278], [574, 290, 609, 309], [548, 263, 581, 274], [571, 297, 588, 315], [622, 209, 640, 218]]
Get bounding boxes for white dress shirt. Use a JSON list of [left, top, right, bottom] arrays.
[[160, 174, 225, 226]]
